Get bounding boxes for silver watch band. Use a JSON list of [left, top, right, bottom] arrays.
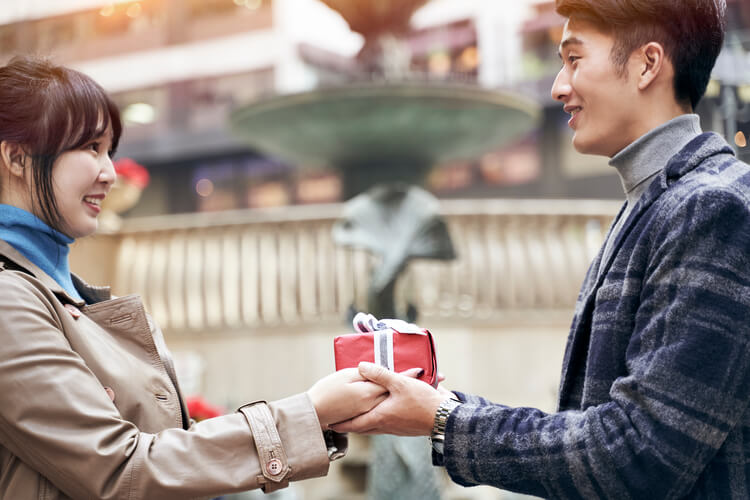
[[431, 397, 461, 455]]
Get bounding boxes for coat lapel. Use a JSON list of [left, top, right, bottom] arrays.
[[557, 133, 734, 409]]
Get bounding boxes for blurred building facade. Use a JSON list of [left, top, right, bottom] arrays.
[[3, 2, 750, 499], [2, 0, 748, 215]]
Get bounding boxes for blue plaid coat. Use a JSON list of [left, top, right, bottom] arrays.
[[438, 133, 750, 499]]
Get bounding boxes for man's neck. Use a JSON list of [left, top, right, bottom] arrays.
[[609, 114, 702, 203], [621, 96, 691, 154], [596, 114, 702, 277]]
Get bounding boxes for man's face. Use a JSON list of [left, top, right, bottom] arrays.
[[551, 18, 642, 157]]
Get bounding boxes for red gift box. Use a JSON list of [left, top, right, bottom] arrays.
[[334, 328, 438, 386]]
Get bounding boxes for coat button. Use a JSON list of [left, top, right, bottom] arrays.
[[104, 387, 115, 402], [266, 458, 283, 476], [64, 304, 81, 319]]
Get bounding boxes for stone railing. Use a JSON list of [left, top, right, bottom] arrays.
[[72, 199, 619, 334]]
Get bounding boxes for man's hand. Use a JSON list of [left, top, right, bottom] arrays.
[[307, 368, 387, 430], [330, 362, 448, 436]]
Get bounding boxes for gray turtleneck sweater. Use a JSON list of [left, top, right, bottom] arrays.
[[599, 114, 702, 272]]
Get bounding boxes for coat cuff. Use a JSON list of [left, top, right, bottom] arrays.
[[239, 401, 293, 493], [268, 393, 331, 482]]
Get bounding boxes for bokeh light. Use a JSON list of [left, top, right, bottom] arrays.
[[195, 178, 215, 197], [99, 4, 115, 17], [126, 3, 142, 18], [735, 131, 747, 148]]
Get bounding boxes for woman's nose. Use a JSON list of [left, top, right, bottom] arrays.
[[99, 157, 117, 186]]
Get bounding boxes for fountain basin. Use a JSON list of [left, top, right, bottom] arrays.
[[230, 83, 540, 171]]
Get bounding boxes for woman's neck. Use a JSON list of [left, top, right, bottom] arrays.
[[0, 204, 83, 301]]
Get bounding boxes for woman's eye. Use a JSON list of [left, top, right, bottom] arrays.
[[568, 56, 580, 64], [86, 142, 100, 152]]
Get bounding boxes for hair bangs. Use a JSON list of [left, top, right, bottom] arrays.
[[49, 69, 122, 157]]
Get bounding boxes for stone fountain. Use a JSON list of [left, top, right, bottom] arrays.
[[231, 0, 544, 311], [230, 1, 539, 498], [230, 3, 539, 317]]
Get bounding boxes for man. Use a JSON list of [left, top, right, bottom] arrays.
[[332, 1, 750, 498]]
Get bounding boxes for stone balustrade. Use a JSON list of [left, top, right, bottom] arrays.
[[72, 199, 619, 335], [69, 198, 620, 500]]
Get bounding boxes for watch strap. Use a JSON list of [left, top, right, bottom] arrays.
[[431, 397, 461, 455], [432, 397, 461, 437]]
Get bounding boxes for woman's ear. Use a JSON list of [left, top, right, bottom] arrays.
[[637, 42, 666, 91], [0, 141, 29, 178]]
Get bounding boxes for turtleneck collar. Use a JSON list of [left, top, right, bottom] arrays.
[[0, 204, 83, 301], [609, 114, 702, 205]]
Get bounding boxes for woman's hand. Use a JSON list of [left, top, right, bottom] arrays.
[[307, 368, 388, 430], [329, 362, 447, 436]]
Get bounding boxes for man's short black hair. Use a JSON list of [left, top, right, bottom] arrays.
[[556, 0, 727, 110]]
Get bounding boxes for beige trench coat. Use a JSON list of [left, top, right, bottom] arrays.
[[0, 240, 336, 499]]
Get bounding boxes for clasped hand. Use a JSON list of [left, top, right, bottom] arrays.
[[308, 362, 450, 435]]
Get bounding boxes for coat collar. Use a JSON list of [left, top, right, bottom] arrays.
[[557, 132, 734, 409], [593, 132, 733, 289], [0, 239, 111, 305]]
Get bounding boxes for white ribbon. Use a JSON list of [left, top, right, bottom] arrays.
[[373, 330, 395, 371], [352, 312, 425, 371]]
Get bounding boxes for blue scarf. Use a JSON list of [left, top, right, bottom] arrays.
[[0, 204, 83, 301]]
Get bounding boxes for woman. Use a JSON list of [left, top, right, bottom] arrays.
[[0, 56, 387, 499]]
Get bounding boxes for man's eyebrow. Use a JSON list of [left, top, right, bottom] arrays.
[[557, 37, 584, 58]]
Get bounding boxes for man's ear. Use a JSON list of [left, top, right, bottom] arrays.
[[0, 141, 29, 178], [637, 42, 666, 91]]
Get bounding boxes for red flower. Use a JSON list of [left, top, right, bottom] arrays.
[[113, 158, 150, 189], [186, 396, 225, 421]]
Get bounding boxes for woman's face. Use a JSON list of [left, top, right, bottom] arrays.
[[49, 128, 116, 238]]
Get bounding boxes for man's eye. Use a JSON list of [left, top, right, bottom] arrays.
[[568, 56, 580, 64]]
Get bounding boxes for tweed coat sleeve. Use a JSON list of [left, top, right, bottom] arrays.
[[438, 180, 750, 499]]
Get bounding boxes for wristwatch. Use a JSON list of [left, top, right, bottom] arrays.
[[430, 397, 461, 455], [324, 430, 346, 461]]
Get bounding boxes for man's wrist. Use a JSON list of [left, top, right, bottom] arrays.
[[431, 396, 461, 454]]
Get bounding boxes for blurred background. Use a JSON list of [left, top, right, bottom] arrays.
[[2, 1, 749, 499]]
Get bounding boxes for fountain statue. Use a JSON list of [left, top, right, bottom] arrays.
[[318, 0, 430, 74], [230, 2, 539, 497]]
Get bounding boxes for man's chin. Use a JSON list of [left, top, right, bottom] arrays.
[[572, 136, 593, 155], [572, 136, 611, 157]]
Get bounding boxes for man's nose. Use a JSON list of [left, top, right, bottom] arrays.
[[551, 67, 571, 102]]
